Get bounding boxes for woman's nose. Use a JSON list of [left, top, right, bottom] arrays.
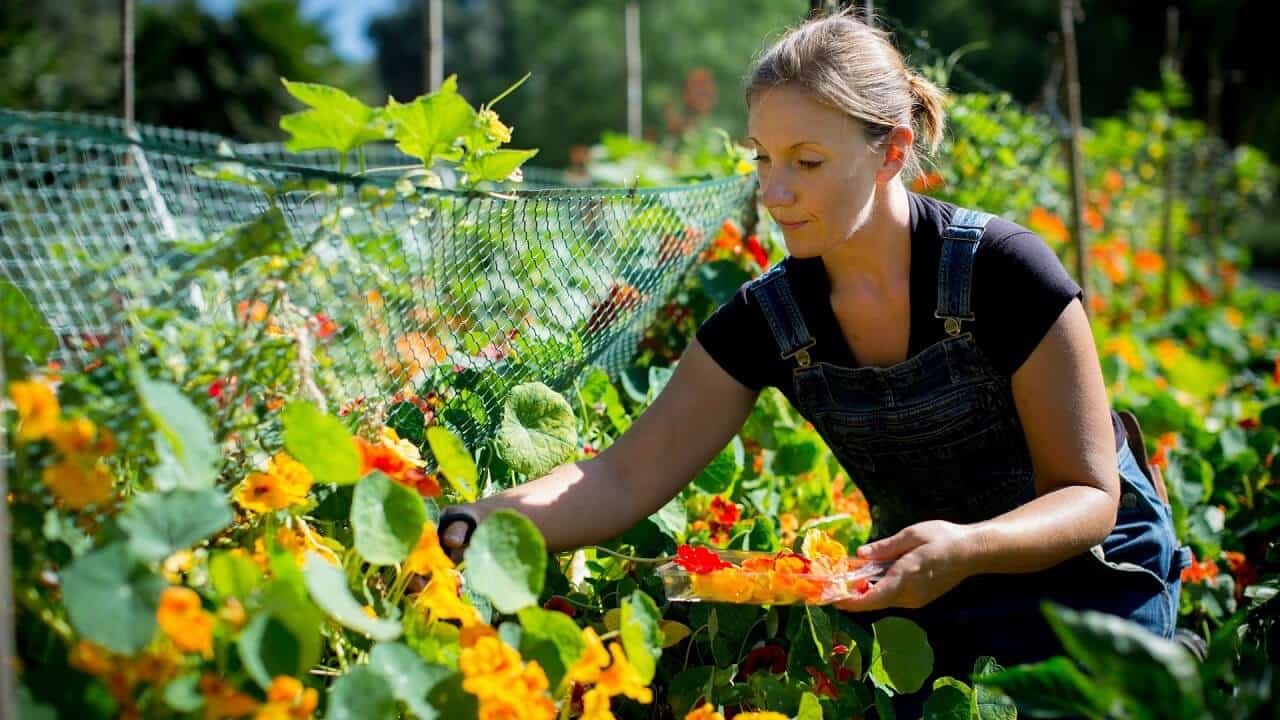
[[760, 174, 795, 208]]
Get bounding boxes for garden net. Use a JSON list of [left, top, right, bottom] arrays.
[[0, 109, 757, 447]]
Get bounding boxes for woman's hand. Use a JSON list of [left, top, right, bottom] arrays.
[[438, 505, 487, 563], [831, 520, 981, 612]]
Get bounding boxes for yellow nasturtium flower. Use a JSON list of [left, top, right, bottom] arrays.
[[41, 458, 114, 510], [9, 379, 59, 442]]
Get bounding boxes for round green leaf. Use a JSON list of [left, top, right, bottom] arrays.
[[387, 401, 426, 446], [517, 607, 586, 689], [922, 683, 971, 719], [134, 373, 218, 489], [620, 590, 663, 684], [209, 550, 262, 600], [870, 616, 934, 694], [693, 436, 743, 494], [162, 675, 205, 713], [352, 471, 428, 565], [61, 543, 166, 654], [236, 583, 325, 691], [369, 642, 449, 720], [426, 426, 478, 501], [303, 553, 402, 641], [120, 488, 232, 562], [463, 510, 546, 614], [326, 664, 398, 720], [496, 383, 578, 476], [283, 401, 361, 486]]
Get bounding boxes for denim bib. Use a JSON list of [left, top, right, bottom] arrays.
[[746, 208, 1190, 678]]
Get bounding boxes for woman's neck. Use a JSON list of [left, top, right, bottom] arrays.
[[821, 180, 912, 295]]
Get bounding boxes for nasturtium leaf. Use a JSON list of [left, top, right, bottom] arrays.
[[280, 79, 386, 154], [970, 656, 1017, 719], [517, 607, 585, 689], [771, 438, 821, 476], [0, 281, 56, 376], [17, 686, 57, 720], [796, 692, 824, 720], [921, 682, 970, 720], [120, 488, 232, 561], [578, 367, 630, 434], [869, 616, 934, 694], [463, 510, 546, 614], [660, 620, 692, 648], [426, 426, 478, 501], [283, 401, 361, 486], [694, 436, 744, 494], [368, 642, 448, 720], [134, 372, 218, 489], [162, 675, 204, 713], [496, 382, 578, 477], [303, 553, 402, 641], [426, 672, 478, 719], [209, 550, 261, 600], [1042, 603, 1204, 719], [61, 543, 166, 654], [237, 583, 324, 690], [1260, 402, 1280, 432], [386, 401, 426, 446], [974, 656, 1112, 718], [620, 589, 663, 684], [351, 471, 428, 565], [326, 664, 398, 720], [384, 76, 477, 163]]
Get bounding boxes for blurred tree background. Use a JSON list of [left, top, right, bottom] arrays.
[[2, 0, 1276, 163]]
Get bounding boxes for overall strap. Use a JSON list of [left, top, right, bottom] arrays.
[[935, 207, 994, 336], [746, 264, 817, 369]]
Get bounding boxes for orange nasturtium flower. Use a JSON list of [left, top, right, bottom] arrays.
[[255, 676, 318, 720], [406, 524, 454, 577], [42, 458, 115, 510], [1134, 248, 1165, 274], [685, 704, 726, 720], [1028, 208, 1069, 246], [48, 416, 116, 458], [235, 452, 314, 515], [157, 587, 215, 657], [1181, 552, 1219, 585], [459, 636, 556, 719], [200, 675, 260, 719], [735, 712, 790, 720], [9, 378, 60, 442]]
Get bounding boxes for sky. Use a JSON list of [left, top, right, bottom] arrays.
[[197, 0, 399, 62]]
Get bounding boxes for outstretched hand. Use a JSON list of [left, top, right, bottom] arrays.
[[831, 520, 980, 613]]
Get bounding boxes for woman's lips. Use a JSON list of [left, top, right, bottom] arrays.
[[776, 219, 808, 231]]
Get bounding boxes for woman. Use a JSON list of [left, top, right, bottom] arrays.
[[440, 11, 1189, 711]]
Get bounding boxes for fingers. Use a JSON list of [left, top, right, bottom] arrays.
[[438, 508, 479, 563], [856, 526, 924, 563]]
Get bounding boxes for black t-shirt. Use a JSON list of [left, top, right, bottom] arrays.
[[696, 192, 1083, 403]]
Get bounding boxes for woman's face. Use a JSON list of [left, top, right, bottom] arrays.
[[746, 84, 902, 258]]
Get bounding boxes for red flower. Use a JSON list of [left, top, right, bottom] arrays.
[[805, 666, 839, 698], [739, 645, 787, 678], [709, 495, 740, 527], [542, 596, 577, 618], [404, 469, 441, 498], [1238, 417, 1260, 430], [311, 313, 338, 340], [1273, 356, 1280, 385], [1224, 551, 1259, 597], [674, 544, 732, 574], [585, 283, 643, 335], [745, 235, 769, 270]]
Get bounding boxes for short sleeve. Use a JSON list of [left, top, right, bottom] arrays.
[[694, 286, 771, 391], [973, 231, 1083, 376]]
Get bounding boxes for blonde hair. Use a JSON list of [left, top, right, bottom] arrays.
[[745, 10, 946, 178]]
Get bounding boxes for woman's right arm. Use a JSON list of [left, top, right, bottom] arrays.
[[440, 338, 759, 556]]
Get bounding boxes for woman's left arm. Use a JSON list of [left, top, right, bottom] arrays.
[[835, 298, 1120, 611]]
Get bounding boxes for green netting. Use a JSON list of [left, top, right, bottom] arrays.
[[0, 109, 756, 448]]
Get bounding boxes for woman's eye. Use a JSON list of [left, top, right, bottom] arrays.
[[798, 159, 823, 169], [753, 155, 770, 164]]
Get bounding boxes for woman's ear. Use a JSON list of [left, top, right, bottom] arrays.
[[876, 125, 915, 184]]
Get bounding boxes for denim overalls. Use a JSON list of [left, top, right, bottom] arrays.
[[747, 208, 1190, 695]]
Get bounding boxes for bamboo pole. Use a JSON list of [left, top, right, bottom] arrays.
[[422, 0, 443, 93], [625, 1, 641, 140], [1160, 7, 1179, 311], [122, 0, 135, 130], [1059, 0, 1090, 309]]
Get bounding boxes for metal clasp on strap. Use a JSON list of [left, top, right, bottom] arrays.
[[933, 311, 974, 337], [781, 339, 817, 368]]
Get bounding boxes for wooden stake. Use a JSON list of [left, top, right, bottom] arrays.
[[625, 1, 642, 140], [1160, 7, 1179, 311], [122, 0, 135, 130], [1059, 0, 1090, 309], [422, 0, 443, 93]]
